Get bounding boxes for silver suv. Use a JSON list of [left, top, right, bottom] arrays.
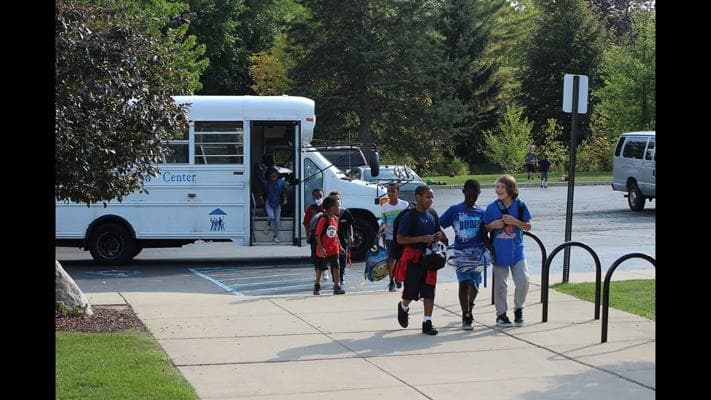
[[611, 131, 655, 210]]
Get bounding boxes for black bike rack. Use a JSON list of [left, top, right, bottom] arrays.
[[601, 253, 655, 343], [490, 231, 547, 306], [541, 241, 602, 323]]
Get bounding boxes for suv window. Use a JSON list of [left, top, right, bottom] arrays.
[[622, 138, 647, 159], [645, 138, 655, 160], [614, 136, 625, 157]]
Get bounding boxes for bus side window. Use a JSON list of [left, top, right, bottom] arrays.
[[194, 121, 244, 165], [161, 125, 189, 163]]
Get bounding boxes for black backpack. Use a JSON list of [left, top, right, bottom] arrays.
[[486, 199, 527, 259], [308, 211, 326, 245], [390, 206, 440, 263]]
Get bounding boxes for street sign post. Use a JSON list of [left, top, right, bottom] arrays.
[[561, 74, 588, 282]]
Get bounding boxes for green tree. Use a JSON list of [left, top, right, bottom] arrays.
[[289, 0, 452, 169], [576, 131, 614, 171], [56, 0, 189, 205], [249, 33, 293, 95], [482, 104, 533, 173], [438, 0, 529, 165], [187, 0, 298, 94], [95, 0, 208, 93], [538, 118, 568, 172], [590, 8, 655, 140], [586, 0, 655, 41], [518, 0, 607, 143]]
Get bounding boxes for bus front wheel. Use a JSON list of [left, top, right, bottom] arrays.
[[350, 219, 376, 261]]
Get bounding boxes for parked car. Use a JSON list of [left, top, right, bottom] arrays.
[[611, 131, 655, 210], [350, 165, 423, 204]]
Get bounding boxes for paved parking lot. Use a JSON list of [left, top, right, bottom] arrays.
[[60, 184, 655, 297], [188, 262, 465, 296]]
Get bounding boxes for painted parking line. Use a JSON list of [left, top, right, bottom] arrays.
[[218, 272, 306, 282], [190, 263, 464, 297], [188, 268, 244, 296]]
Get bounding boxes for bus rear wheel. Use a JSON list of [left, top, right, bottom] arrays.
[[87, 222, 137, 265]]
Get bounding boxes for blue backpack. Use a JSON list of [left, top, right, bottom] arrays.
[[364, 240, 389, 282]]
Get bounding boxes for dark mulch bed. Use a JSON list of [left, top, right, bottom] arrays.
[[56, 304, 145, 333]]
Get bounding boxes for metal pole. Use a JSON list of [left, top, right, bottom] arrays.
[[562, 76, 580, 283]]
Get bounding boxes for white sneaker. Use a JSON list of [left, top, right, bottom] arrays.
[[273, 236, 280, 243]]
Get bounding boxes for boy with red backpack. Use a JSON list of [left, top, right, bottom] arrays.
[[313, 195, 346, 295]]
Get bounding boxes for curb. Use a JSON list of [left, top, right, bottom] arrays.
[[432, 181, 611, 190]]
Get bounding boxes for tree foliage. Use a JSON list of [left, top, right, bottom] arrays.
[[249, 33, 293, 95], [482, 104, 533, 173], [576, 130, 615, 171], [586, 0, 654, 41], [95, 0, 209, 93], [518, 0, 607, 144], [438, 0, 528, 165], [538, 118, 568, 173], [289, 1, 452, 167], [590, 8, 655, 140], [187, 0, 298, 94], [56, 0, 190, 205]]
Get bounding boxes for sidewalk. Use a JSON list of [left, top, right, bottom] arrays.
[[90, 269, 655, 400]]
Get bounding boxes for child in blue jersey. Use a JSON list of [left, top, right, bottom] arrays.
[[440, 179, 490, 330], [483, 175, 532, 327]]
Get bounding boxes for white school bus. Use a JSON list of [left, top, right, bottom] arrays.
[[56, 96, 385, 264]]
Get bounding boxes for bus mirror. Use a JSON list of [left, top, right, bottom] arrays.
[[370, 151, 380, 177]]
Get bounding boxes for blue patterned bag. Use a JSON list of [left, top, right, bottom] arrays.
[[364, 239, 389, 282]]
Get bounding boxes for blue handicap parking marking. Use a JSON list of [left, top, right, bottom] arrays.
[[189, 261, 462, 296]]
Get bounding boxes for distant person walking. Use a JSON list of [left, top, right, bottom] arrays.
[[524, 145, 538, 180], [483, 175, 532, 327], [538, 154, 551, 188]]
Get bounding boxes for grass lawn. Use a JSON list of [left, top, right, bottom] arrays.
[[551, 279, 655, 320], [423, 171, 612, 186], [56, 329, 198, 399]]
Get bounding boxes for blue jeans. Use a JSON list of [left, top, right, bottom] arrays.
[[265, 204, 281, 237]]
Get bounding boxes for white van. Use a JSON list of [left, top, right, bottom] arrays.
[[56, 96, 386, 264], [611, 131, 655, 210]]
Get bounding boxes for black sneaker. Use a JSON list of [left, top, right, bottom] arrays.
[[313, 283, 320, 296], [333, 285, 345, 295], [397, 301, 409, 328], [396, 281, 402, 289], [496, 313, 513, 327], [462, 312, 473, 330], [514, 308, 524, 326], [422, 320, 438, 335], [388, 281, 396, 292]]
